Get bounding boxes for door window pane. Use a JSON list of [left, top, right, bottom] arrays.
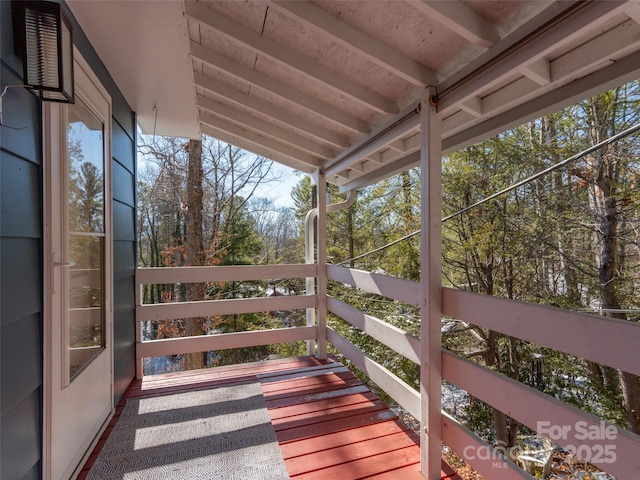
[[67, 100, 106, 380], [68, 103, 104, 233]]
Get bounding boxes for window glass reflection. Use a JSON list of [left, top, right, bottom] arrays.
[[67, 100, 106, 380], [68, 104, 104, 234]]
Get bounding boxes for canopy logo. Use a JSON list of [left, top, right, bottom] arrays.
[[462, 441, 516, 470]]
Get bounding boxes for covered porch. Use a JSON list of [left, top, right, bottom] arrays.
[[61, 1, 640, 479]]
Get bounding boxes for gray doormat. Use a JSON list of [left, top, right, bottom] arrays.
[[88, 382, 290, 479]]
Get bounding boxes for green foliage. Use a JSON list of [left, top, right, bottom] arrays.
[[218, 200, 262, 265], [291, 175, 313, 228], [321, 81, 640, 439]]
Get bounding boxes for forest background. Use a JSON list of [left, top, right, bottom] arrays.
[[134, 81, 640, 460]]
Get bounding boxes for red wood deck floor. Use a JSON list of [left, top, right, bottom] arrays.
[[79, 355, 460, 480]]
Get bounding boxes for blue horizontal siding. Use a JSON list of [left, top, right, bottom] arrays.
[[0, 5, 44, 471], [113, 120, 136, 174], [113, 244, 136, 401], [113, 200, 136, 242], [1, 313, 42, 413], [113, 160, 136, 207], [0, 387, 41, 480], [0, 237, 42, 326], [0, 67, 41, 162], [1, 152, 41, 238]]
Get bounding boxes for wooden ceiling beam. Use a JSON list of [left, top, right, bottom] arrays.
[[190, 41, 369, 134], [197, 96, 336, 159], [186, 1, 397, 114], [199, 114, 322, 169], [411, 0, 500, 48], [270, 0, 437, 87], [194, 72, 350, 149]]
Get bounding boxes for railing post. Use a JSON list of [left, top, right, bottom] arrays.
[[304, 208, 318, 356], [420, 87, 443, 479], [316, 169, 328, 359], [135, 272, 144, 380]]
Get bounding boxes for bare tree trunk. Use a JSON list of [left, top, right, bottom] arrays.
[[598, 181, 640, 432], [184, 138, 206, 370], [598, 182, 640, 432], [401, 171, 420, 280], [484, 332, 520, 450], [588, 93, 640, 433], [347, 205, 355, 268], [620, 371, 640, 432]]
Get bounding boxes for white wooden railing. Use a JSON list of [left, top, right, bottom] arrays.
[[135, 264, 318, 377], [327, 265, 640, 480], [135, 263, 640, 479]]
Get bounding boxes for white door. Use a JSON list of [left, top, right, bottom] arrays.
[[44, 52, 113, 480]]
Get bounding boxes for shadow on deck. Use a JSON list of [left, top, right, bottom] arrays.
[[79, 356, 460, 479]]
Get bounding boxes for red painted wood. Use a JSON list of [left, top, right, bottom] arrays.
[[278, 420, 414, 459], [273, 398, 389, 431], [261, 370, 360, 395], [285, 431, 419, 476], [269, 391, 378, 420], [275, 408, 399, 443], [258, 362, 347, 383], [264, 378, 365, 407], [364, 461, 462, 480], [78, 356, 460, 480], [289, 446, 420, 479]]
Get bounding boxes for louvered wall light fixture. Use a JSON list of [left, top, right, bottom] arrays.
[[12, 0, 74, 103]]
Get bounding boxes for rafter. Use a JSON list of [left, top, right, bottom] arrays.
[[197, 95, 336, 159], [199, 113, 322, 169], [324, 103, 420, 178], [459, 97, 483, 117], [200, 124, 317, 173], [625, 2, 640, 25], [190, 42, 369, 134], [185, 1, 397, 114], [411, 0, 499, 48], [520, 58, 551, 86], [436, 1, 630, 115], [339, 151, 421, 193], [270, 0, 436, 87], [442, 48, 640, 155], [550, 20, 640, 83], [194, 72, 350, 149]]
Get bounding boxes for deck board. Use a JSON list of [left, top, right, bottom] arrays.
[[78, 355, 460, 480], [278, 420, 414, 459], [285, 431, 420, 476], [269, 391, 379, 421]]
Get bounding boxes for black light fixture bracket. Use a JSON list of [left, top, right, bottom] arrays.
[[11, 0, 75, 104]]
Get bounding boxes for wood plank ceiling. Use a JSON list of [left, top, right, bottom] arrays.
[[69, 1, 640, 190], [184, 1, 640, 190]]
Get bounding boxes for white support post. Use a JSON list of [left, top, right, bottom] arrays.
[[304, 208, 318, 355], [420, 87, 443, 479], [136, 280, 144, 379], [316, 169, 328, 359]]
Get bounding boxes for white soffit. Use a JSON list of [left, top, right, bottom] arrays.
[[67, 0, 199, 139]]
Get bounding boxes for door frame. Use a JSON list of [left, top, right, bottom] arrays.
[[42, 48, 114, 480]]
